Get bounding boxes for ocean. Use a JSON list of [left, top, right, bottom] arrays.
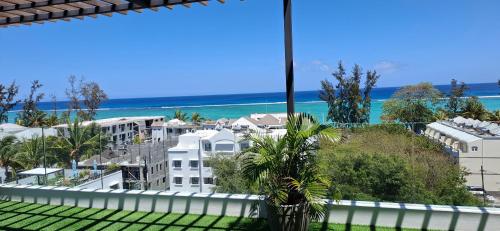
[[6, 82, 500, 124]]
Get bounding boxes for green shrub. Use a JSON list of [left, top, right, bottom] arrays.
[[320, 126, 481, 206]]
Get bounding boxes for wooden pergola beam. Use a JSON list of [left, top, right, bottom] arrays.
[[0, 0, 225, 26]]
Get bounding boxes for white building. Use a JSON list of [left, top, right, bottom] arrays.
[[0, 123, 58, 140], [167, 129, 247, 193], [54, 116, 164, 145], [425, 116, 500, 191], [152, 119, 196, 144]]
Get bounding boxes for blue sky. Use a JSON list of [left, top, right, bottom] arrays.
[[1, 0, 500, 99]]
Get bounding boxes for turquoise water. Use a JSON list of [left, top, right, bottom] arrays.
[[5, 83, 500, 124], [88, 97, 500, 124]]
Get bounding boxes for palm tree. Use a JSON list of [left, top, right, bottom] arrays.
[[191, 112, 204, 125], [173, 109, 189, 121], [489, 110, 500, 123], [240, 113, 340, 229], [55, 117, 100, 168], [16, 137, 44, 169], [16, 110, 48, 127], [45, 113, 59, 127], [0, 136, 20, 182]]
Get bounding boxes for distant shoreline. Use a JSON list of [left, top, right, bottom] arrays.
[[6, 94, 500, 113]]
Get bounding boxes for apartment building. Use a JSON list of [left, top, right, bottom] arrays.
[[152, 119, 197, 144], [167, 129, 247, 193], [54, 116, 165, 145], [79, 143, 171, 190], [425, 116, 500, 191]]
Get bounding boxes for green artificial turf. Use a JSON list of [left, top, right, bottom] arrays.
[[0, 200, 416, 231]]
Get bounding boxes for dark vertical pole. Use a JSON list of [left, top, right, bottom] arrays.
[[42, 127, 47, 185], [283, 0, 295, 115], [481, 165, 486, 205], [162, 127, 168, 191], [99, 132, 104, 189]]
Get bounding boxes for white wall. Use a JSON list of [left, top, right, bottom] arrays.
[[0, 185, 499, 231], [76, 171, 123, 190], [0, 168, 5, 184]]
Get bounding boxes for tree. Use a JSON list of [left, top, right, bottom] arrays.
[[241, 113, 341, 221], [382, 82, 442, 132], [0, 81, 20, 123], [191, 112, 204, 125], [65, 76, 82, 115], [16, 137, 44, 169], [489, 110, 500, 123], [173, 109, 189, 121], [65, 76, 108, 121], [80, 81, 108, 121], [207, 154, 257, 194], [45, 95, 59, 127], [55, 117, 100, 168], [17, 80, 46, 127], [461, 96, 490, 120], [319, 124, 481, 206], [320, 62, 379, 124], [445, 79, 468, 117], [0, 136, 20, 182]]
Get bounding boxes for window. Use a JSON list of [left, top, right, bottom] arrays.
[[215, 143, 234, 152], [204, 177, 214, 185], [162, 177, 166, 183], [203, 160, 211, 168], [190, 177, 200, 185], [156, 164, 159, 172], [173, 160, 182, 168], [151, 167, 154, 174], [160, 163, 162, 170], [240, 142, 250, 150], [157, 179, 159, 186], [190, 160, 199, 169], [472, 146, 479, 152], [203, 142, 212, 152], [174, 177, 183, 185]]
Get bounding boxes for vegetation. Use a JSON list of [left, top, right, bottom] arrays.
[[173, 109, 189, 121], [0, 81, 20, 123], [53, 117, 101, 168], [382, 82, 442, 132], [0, 200, 414, 231], [319, 124, 480, 206], [16, 136, 44, 170], [80, 81, 109, 121], [241, 113, 340, 220], [65, 76, 108, 121], [206, 154, 257, 194], [16, 80, 46, 127], [0, 136, 20, 182], [106, 163, 121, 172], [320, 61, 379, 124], [190, 112, 204, 125], [461, 96, 491, 120], [444, 79, 468, 117]]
